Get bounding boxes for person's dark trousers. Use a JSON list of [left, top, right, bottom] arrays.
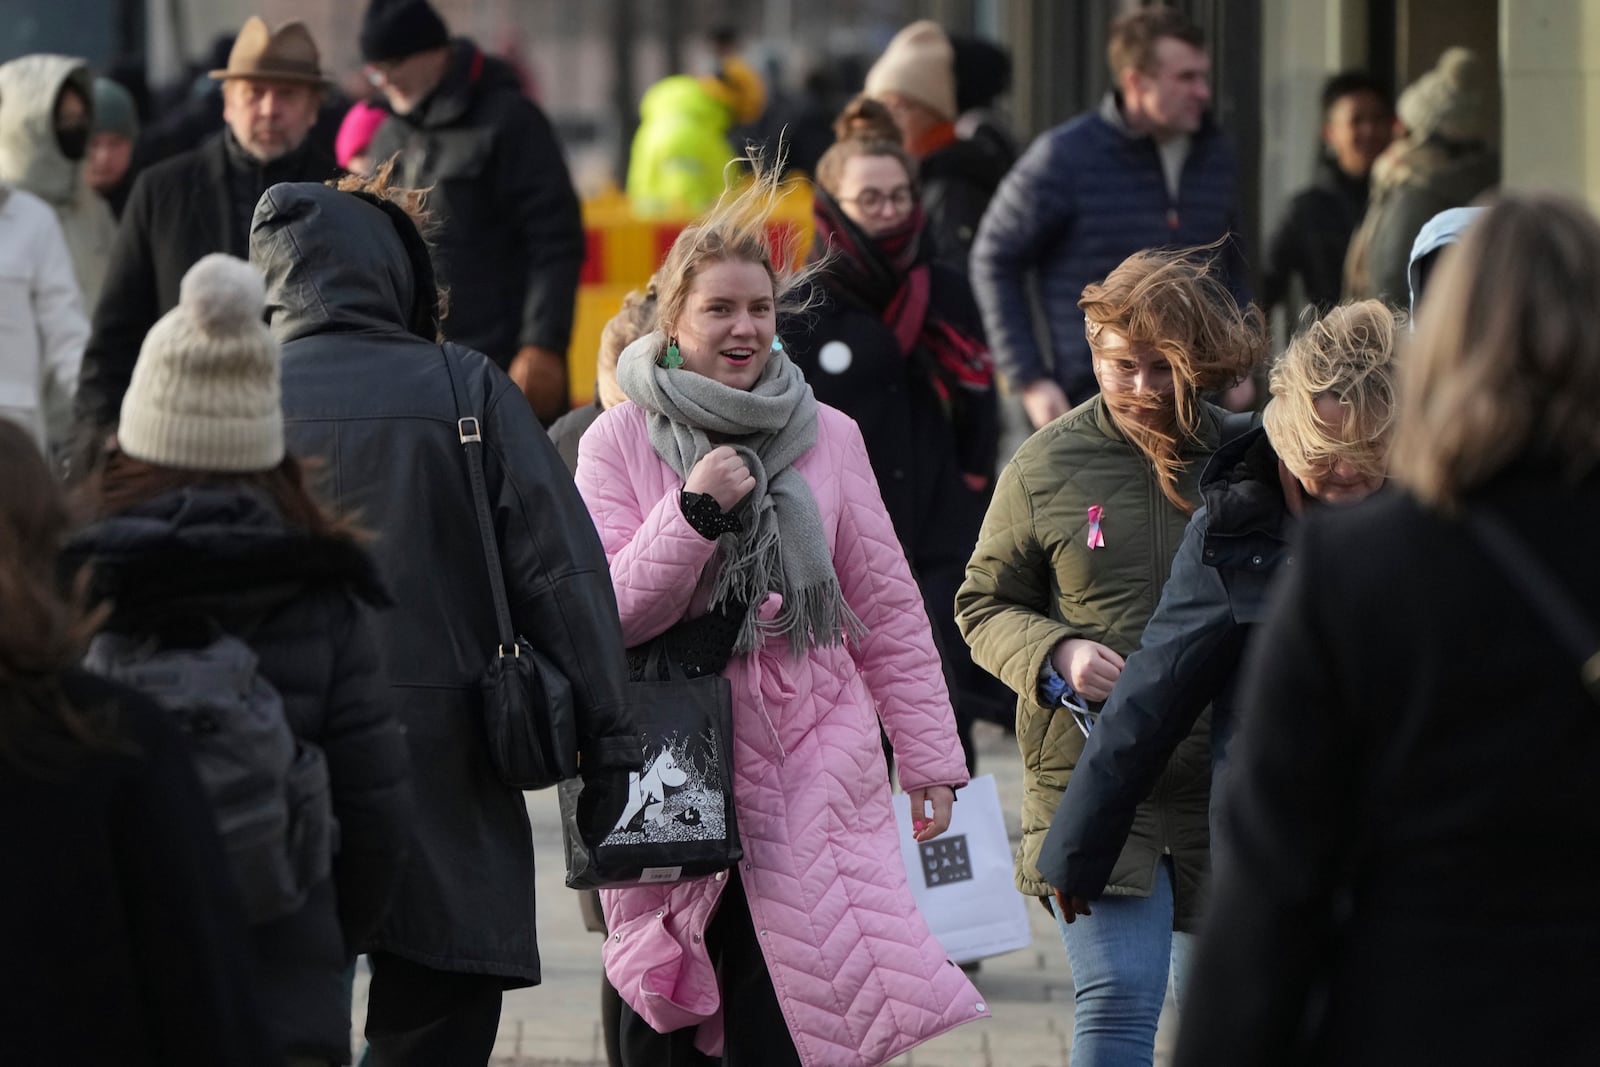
[[363, 951, 504, 1066], [617, 869, 800, 1067]]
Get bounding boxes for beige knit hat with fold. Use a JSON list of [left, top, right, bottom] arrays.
[[117, 254, 284, 472], [1398, 47, 1487, 143], [865, 20, 959, 122]]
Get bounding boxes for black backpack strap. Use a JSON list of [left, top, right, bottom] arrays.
[[438, 347, 518, 656], [1465, 507, 1600, 705]]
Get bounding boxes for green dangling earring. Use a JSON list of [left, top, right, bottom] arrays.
[[660, 336, 683, 369]]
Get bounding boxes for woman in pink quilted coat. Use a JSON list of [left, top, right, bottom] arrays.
[[574, 168, 990, 1066]]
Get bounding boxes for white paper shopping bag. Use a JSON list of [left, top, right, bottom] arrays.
[[894, 774, 1032, 963]]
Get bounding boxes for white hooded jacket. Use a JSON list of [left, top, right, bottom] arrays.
[[0, 54, 118, 309], [0, 183, 89, 451]]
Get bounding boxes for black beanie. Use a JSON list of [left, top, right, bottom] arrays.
[[361, 0, 449, 63]]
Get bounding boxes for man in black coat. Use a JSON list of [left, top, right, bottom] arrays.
[[360, 0, 585, 424], [251, 178, 640, 1065], [73, 17, 339, 439]]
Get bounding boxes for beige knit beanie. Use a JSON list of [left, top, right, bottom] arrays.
[[1398, 47, 1486, 143], [865, 20, 958, 122], [118, 254, 284, 472]]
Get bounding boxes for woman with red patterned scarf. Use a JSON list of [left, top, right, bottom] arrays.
[[786, 97, 1001, 772]]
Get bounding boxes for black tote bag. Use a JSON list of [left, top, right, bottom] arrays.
[[561, 644, 741, 889]]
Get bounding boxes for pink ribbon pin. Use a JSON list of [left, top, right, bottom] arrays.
[[1087, 505, 1106, 549]]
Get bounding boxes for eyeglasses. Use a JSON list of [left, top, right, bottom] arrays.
[[838, 186, 915, 213]]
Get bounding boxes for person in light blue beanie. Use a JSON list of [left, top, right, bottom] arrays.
[[1407, 205, 1485, 315]]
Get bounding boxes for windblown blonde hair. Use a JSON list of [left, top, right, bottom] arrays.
[[655, 152, 823, 339], [1391, 194, 1600, 509], [1079, 246, 1266, 511], [1263, 299, 1401, 484]]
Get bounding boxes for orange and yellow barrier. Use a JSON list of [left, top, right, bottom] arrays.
[[565, 182, 815, 406]]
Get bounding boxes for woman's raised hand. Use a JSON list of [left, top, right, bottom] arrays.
[[1050, 638, 1125, 703], [685, 445, 756, 511]]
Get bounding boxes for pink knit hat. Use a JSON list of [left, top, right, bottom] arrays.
[[335, 101, 389, 169]]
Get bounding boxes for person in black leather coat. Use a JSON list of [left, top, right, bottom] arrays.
[[251, 173, 641, 1064], [1039, 299, 1401, 915]]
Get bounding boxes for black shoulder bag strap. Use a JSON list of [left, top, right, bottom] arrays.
[[438, 346, 519, 658], [1464, 507, 1600, 706]]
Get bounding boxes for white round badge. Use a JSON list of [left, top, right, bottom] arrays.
[[818, 341, 853, 375]]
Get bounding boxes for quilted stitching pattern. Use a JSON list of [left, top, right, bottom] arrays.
[[956, 397, 1216, 898], [576, 403, 988, 1065]]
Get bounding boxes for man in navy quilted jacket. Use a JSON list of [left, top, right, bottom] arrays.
[[972, 6, 1251, 429]]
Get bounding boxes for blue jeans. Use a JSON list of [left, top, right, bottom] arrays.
[[1049, 858, 1193, 1067]]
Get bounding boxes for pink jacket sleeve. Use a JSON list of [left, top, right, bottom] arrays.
[[575, 406, 719, 647], [829, 414, 969, 793]]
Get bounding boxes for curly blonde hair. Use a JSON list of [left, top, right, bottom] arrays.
[[1079, 246, 1266, 511], [596, 279, 658, 409], [1263, 299, 1401, 485], [1391, 194, 1600, 509]]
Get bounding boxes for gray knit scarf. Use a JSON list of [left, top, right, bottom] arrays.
[[617, 331, 867, 655]]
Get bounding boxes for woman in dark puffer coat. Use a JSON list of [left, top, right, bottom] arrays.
[[66, 254, 413, 1066], [788, 98, 1002, 770]]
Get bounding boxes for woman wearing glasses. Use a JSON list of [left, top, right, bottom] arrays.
[[956, 247, 1264, 1067], [786, 97, 999, 773]]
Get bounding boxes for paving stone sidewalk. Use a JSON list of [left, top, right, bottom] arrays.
[[353, 721, 1177, 1066]]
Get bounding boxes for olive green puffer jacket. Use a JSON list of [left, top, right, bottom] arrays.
[[957, 395, 1225, 930]]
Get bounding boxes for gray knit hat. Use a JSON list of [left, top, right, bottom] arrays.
[[92, 77, 139, 140], [118, 254, 284, 472]]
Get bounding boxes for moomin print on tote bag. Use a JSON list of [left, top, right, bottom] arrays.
[[561, 644, 741, 889]]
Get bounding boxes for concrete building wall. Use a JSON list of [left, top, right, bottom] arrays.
[[1501, 0, 1600, 210]]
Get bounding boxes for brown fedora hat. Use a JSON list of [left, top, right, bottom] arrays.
[[209, 16, 329, 85]]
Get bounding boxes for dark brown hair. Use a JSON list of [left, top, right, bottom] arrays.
[[813, 96, 917, 196], [1108, 6, 1206, 78], [80, 450, 365, 543], [0, 422, 112, 768]]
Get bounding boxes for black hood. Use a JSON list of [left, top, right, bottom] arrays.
[[63, 486, 388, 627], [1198, 426, 1288, 539], [250, 181, 439, 344], [921, 135, 1011, 197]]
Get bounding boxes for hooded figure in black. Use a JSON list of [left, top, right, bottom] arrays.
[[250, 177, 640, 1063]]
